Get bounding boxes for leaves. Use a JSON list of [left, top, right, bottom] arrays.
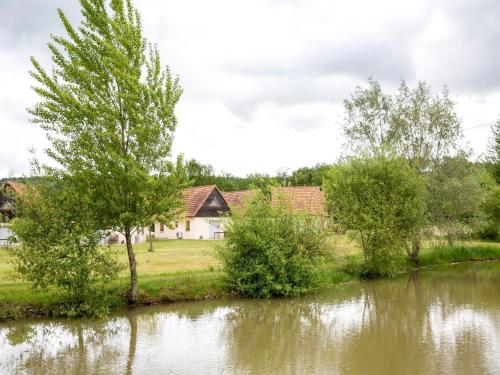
[[29, 0, 185, 232], [343, 79, 462, 171], [323, 157, 426, 276]]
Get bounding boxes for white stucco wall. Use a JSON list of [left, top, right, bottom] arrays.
[[0, 224, 13, 246], [101, 227, 150, 245], [154, 217, 227, 240]]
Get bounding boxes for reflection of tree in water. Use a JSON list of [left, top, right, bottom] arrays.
[[0, 317, 130, 375], [0, 262, 499, 375], [219, 262, 500, 375], [126, 311, 137, 375]]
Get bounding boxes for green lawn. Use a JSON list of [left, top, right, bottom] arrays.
[[0, 237, 499, 321], [0, 239, 220, 285]]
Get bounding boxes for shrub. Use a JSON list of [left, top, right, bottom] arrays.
[[218, 192, 328, 298]]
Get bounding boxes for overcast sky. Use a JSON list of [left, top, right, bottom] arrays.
[[1, 0, 498, 178]]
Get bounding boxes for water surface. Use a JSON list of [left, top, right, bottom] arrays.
[[1, 261, 499, 374]]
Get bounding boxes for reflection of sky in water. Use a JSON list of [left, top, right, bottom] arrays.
[[317, 295, 369, 333], [1, 263, 499, 375], [427, 305, 500, 375]]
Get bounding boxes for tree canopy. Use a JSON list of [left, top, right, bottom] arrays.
[[343, 78, 462, 170], [28, 0, 185, 302]]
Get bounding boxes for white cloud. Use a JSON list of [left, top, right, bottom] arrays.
[[0, 0, 498, 177]]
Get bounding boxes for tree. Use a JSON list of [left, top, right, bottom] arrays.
[[29, 0, 185, 303], [323, 157, 426, 275], [9, 176, 121, 315], [427, 156, 490, 246], [486, 118, 500, 184], [342, 78, 462, 261], [478, 186, 500, 240], [289, 164, 332, 186], [390, 81, 461, 171], [185, 159, 216, 186], [343, 78, 393, 157], [343, 79, 462, 169]]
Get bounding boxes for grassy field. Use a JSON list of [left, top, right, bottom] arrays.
[[0, 237, 499, 321]]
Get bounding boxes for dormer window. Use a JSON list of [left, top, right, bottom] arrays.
[[208, 197, 221, 207]]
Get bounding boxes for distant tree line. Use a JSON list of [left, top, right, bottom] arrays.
[[184, 159, 333, 191]]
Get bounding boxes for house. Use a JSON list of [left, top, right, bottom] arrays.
[[154, 185, 230, 240], [222, 189, 258, 212], [0, 181, 24, 221], [223, 186, 327, 216], [102, 227, 151, 245], [0, 181, 24, 246], [271, 186, 327, 217]]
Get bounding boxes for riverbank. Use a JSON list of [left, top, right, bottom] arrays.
[[1, 240, 499, 321]]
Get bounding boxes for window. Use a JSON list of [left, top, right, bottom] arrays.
[[175, 221, 178, 228], [185, 220, 191, 231], [160, 223, 165, 232]]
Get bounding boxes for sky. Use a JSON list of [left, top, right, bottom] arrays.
[[1, 0, 499, 178]]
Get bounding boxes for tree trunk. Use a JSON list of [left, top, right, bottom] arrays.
[[148, 230, 154, 252], [125, 229, 138, 304], [410, 239, 420, 266], [447, 234, 454, 247]]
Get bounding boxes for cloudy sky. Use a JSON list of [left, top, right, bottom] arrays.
[[1, 0, 498, 178]]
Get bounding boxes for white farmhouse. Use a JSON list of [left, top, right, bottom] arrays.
[[154, 185, 230, 240]]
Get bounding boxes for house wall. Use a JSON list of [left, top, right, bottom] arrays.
[[154, 217, 227, 240], [101, 226, 150, 245], [0, 224, 13, 247]]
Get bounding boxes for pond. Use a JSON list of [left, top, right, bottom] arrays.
[[1, 261, 499, 375]]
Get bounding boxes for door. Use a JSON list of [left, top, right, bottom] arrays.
[[209, 220, 222, 239]]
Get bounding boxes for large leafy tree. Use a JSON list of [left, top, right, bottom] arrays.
[[343, 79, 462, 170], [342, 78, 462, 260], [487, 118, 500, 183], [427, 156, 490, 246], [29, 0, 185, 302], [323, 157, 426, 275]]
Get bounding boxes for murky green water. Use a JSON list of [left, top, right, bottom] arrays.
[[1, 262, 499, 375]]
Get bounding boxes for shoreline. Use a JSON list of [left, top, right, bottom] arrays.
[[1, 244, 500, 323]]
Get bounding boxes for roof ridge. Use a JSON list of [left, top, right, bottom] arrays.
[[189, 185, 217, 217]]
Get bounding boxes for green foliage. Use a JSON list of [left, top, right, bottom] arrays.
[[418, 245, 500, 267], [28, 0, 186, 302], [427, 156, 490, 246], [323, 157, 426, 276], [184, 159, 333, 192], [343, 78, 462, 170], [487, 118, 500, 184], [184, 159, 250, 191], [218, 192, 329, 298], [9, 177, 121, 316], [289, 164, 333, 186], [477, 184, 500, 240]]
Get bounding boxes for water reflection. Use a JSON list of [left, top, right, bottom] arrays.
[[1, 262, 499, 375]]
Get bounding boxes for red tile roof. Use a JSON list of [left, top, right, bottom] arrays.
[[3, 181, 25, 194], [222, 190, 258, 211], [183, 185, 220, 217], [271, 186, 327, 216]]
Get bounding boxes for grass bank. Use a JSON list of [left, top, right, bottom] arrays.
[[0, 239, 499, 321]]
